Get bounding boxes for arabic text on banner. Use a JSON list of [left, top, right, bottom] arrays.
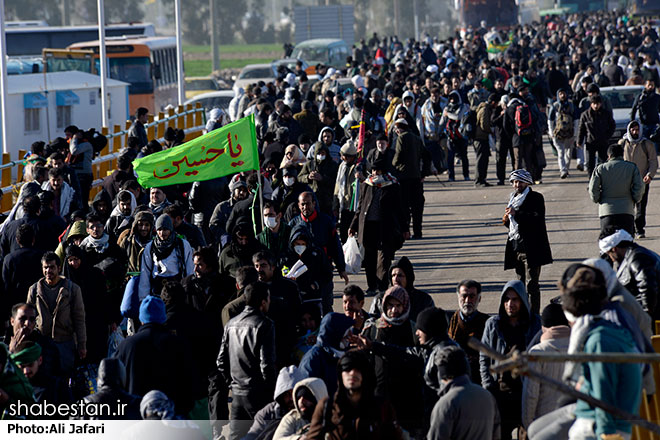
[[132, 114, 259, 188]]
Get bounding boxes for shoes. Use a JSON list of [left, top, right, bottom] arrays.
[[464, 176, 471, 181], [411, 234, 423, 240], [448, 177, 455, 182], [577, 164, 584, 171], [475, 182, 492, 187], [497, 181, 505, 186], [535, 180, 543, 184], [560, 172, 568, 179], [637, 232, 646, 239]]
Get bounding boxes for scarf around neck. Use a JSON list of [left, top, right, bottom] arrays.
[[153, 234, 177, 260], [507, 186, 530, 241], [81, 234, 110, 253], [365, 173, 397, 188]]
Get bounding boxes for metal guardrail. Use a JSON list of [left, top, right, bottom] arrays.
[[0, 105, 207, 209], [0, 107, 206, 172]]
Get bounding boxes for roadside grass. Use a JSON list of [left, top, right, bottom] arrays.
[[183, 43, 281, 54], [185, 58, 273, 76]]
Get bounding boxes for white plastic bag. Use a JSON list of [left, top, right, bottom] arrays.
[[343, 237, 363, 274]]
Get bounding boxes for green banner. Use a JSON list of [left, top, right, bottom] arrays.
[[132, 114, 259, 188]]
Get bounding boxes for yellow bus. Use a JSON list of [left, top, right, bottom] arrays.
[[67, 36, 178, 114]]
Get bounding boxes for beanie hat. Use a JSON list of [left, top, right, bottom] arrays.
[[541, 303, 568, 328], [415, 307, 448, 338], [229, 178, 248, 193], [155, 214, 173, 232], [139, 295, 167, 324]]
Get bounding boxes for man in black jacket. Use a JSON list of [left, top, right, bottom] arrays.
[[2, 224, 43, 315], [577, 95, 616, 177], [631, 79, 660, 146], [128, 107, 149, 149], [349, 158, 408, 294], [503, 170, 553, 315], [114, 295, 194, 416], [504, 87, 540, 182], [218, 282, 276, 440], [599, 227, 660, 321]]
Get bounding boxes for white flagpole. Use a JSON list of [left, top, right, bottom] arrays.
[[0, 1, 9, 153], [97, 0, 109, 127], [175, 0, 185, 105]]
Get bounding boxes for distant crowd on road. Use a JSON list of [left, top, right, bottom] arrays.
[[0, 7, 660, 440]]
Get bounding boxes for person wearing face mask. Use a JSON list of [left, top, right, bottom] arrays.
[[349, 158, 408, 295], [299, 144, 339, 216], [271, 166, 312, 217], [281, 223, 333, 310], [257, 201, 292, 261]]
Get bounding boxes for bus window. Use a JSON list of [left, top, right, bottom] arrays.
[[109, 57, 153, 94]]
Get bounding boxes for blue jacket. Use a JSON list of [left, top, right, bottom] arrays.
[[298, 313, 354, 397], [574, 320, 642, 437], [479, 280, 542, 390]]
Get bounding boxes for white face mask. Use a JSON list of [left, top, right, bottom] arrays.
[[316, 154, 326, 162], [283, 176, 295, 187], [294, 245, 306, 255], [264, 216, 277, 229]]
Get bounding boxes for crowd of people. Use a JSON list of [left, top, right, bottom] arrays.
[[0, 7, 660, 440]]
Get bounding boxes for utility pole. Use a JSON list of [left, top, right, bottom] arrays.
[[210, 0, 219, 72], [0, 0, 9, 153], [62, 0, 70, 26], [97, 0, 109, 127], [413, 0, 420, 41], [175, 0, 185, 105], [393, 0, 400, 38]]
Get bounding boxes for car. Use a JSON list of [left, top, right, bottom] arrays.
[[290, 39, 350, 73], [184, 90, 235, 119], [185, 76, 220, 100], [599, 85, 643, 141], [233, 63, 277, 91], [272, 58, 309, 74]]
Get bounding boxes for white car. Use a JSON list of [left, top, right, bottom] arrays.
[[184, 90, 235, 119], [599, 85, 644, 140], [234, 63, 277, 91]]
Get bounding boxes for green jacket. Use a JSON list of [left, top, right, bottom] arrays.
[[257, 222, 292, 261], [574, 321, 641, 437], [588, 157, 643, 217], [0, 344, 35, 419]]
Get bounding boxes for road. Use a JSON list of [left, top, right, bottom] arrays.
[[332, 141, 660, 315]]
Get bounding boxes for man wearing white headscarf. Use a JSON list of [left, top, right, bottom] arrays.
[[502, 170, 553, 315], [599, 227, 660, 321]]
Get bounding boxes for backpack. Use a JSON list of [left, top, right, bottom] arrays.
[[460, 110, 477, 140], [553, 104, 575, 140], [514, 103, 533, 137]]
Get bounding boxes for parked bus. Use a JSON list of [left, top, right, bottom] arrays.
[[6, 22, 155, 56], [67, 36, 178, 114]]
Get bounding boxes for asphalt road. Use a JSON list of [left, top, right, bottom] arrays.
[[332, 141, 660, 316]]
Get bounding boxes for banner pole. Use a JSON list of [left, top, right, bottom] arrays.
[[256, 167, 264, 233]]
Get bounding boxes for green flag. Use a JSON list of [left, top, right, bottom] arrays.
[[132, 114, 259, 188]]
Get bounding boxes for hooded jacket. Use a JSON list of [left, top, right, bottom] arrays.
[[369, 256, 435, 321], [620, 120, 658, 180], [299, 313, 354, 398], [92, 190, 113, 224], [282, 223, 333, 300], [299, 142, 339, 215], [81, 358, 141, 419], [274, 378, 329, 440], [54, 220, 87, 264], [118, 211, 155, 273], [479, 280, 541, 390], [631, 88, 660, 126]]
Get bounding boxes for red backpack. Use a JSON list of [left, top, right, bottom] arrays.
[[514, 103, 533, 137]]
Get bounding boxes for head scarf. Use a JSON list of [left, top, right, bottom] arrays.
[[140, 390, 176, 420], [379, 286, 410, 327], [598, 229, 633, 254], [10, 343, 42, 365], [509, 169, 534, 185]]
